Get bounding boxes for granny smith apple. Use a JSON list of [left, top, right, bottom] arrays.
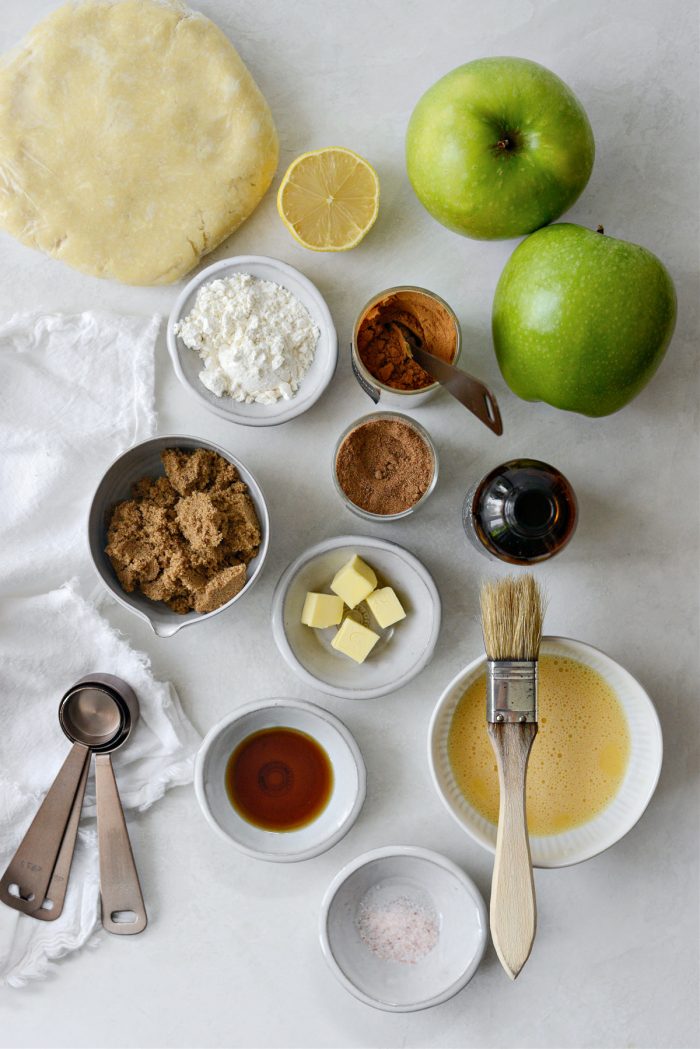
[[406, 57, 595, 239], [492, 223, 677, 416]]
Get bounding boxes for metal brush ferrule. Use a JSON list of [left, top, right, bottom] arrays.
[[487, 660, 538, 724]]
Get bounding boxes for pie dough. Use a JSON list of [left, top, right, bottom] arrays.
[[0, 0, 278, 284]]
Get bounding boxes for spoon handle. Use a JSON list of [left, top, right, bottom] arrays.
[[33, 756, 90, 921], [409, 343, 504, 435], [0, 742, 90, 914], [95, 753, 147, 935]]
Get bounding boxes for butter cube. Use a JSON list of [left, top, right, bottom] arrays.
[[301, 592, 344, 629], [366, 587, 406, 629], [331, 617, 380, 664], [330, 555, 377, 609]]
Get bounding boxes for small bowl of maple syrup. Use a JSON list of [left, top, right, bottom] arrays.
[[194, 698, 366, 862]]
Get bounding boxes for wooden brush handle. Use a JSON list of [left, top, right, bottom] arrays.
[[487, 721, 538, 980]]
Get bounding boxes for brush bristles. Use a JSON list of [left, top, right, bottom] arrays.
[[480, 574, 544, 661]]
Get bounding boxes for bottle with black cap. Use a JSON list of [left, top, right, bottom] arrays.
[[463, 458, 578, 565]]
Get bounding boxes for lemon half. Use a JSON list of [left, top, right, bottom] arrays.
[[277, 147, 379, 252]]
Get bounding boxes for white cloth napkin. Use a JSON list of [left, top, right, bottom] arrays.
[[0, 311, 201, 987], [0, 310, 158, 596]]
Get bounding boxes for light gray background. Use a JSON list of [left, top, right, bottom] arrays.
[[1, 1, 698, 1046]]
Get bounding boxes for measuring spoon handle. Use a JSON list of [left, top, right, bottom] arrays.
[[33, 756, 90, 921], [0, 742, 90, 914], [95, 754, 147, 935]]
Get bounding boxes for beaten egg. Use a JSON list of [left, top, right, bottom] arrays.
[[448, 654, 630, 836]]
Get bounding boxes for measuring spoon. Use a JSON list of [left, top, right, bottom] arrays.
[[36, 675, 134, 922], [0, 682, 123, 915], [32, 757, 90, 922], [61, 674, 147, 936]]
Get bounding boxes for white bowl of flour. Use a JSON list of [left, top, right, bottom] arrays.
[[168, 256, 338, 426]]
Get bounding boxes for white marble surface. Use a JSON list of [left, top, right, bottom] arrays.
[[1, 0, 698, 1046]]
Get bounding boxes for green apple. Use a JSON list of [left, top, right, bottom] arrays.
[[492, 223, 677, 416], [406, 57, 595, 239]]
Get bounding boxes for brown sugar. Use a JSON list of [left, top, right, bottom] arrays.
[[335, 417, 435, 515], [356, 289, 458, 391], [105, 448, 262, 615]]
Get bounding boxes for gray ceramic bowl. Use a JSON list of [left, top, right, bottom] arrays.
[[88, 435, 270, 637]]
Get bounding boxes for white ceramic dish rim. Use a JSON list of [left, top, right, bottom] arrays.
[[166, 255, 338, 427], [319, 844, 488, 1013], [270, 535, 442, 700], [194, 698, 366, 862], [427, 636, 663, 869], [87, 434, 270, 638]]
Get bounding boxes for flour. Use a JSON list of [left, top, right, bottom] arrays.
[[174, 273, 320, 404]]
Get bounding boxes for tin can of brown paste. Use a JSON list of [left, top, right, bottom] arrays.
[[351, 285, 462, 408]]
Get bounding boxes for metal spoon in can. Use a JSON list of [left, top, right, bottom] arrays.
[[395, 322, 504, 435]]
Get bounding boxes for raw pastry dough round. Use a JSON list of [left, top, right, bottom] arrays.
[[0, 0, 278, 284]]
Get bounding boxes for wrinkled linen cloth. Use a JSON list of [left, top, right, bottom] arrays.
[[0, 312, 201, 987], [0, 311, 158, 596]]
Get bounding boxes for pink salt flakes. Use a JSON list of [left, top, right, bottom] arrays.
[[356, 889, 439, 964]]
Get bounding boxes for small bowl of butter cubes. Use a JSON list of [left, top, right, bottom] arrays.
[[272, 536, 441, 700]]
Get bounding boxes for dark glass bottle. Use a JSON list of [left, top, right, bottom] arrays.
[[463, 459, 577, 565]]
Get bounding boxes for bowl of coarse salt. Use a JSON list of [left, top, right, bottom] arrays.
[[320, 846, 487, 1012], [167, 255, 338, 427]]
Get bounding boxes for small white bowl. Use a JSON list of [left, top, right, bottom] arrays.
[[428, 637, 663, 868], [167, 255, 337, 427], [320, 846, 487, 1012], [271, 536, 441, 700], [194, 699, 366, 862]]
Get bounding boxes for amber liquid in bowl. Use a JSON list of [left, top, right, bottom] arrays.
[[225, 727, 333, 831], [448, 655, 630, 835]]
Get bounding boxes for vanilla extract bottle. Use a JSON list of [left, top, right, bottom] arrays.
[[463, 458, 578, 565]]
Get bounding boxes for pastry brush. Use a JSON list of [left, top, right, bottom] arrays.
[[480, 574, 544, 980]]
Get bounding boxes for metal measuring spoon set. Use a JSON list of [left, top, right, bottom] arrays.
[[0, 674, 147, 934]]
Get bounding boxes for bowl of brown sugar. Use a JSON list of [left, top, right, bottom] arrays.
[[88, 435, 269, 637], [333, 412, 438, 521]]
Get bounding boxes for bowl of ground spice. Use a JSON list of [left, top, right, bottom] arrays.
[[351, 286, 461, 407], [89, 436, 269, 637], [333, 412, 438, 521]]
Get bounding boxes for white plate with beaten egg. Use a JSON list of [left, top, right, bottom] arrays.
[[429, 636, 663, 868]]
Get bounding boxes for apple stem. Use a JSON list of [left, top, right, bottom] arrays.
[[493, 129, 521, 155], [596, 225, 605, 235]]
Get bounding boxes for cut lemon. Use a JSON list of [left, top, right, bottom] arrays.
[[277, 147, 379, 252]]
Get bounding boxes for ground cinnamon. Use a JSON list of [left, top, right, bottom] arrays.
[[356, 289, 458, 391], [335, 417, 435, 515]]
